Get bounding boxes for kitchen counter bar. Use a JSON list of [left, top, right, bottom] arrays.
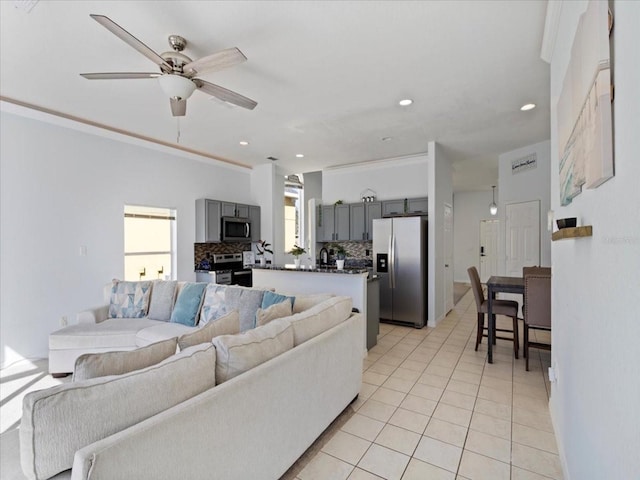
[[252, 267, 372, 355], [251, 264, 369, 274]]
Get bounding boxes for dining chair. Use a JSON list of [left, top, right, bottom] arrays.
[[467, 266, 520, 358], [523, 269, 551, 371]]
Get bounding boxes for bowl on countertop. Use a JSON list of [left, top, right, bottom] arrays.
[[556, 217, 577, 229]]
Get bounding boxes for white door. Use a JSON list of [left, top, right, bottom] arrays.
[[444, 203, 454, 313], [479, 220, 499, 282], [505, 200, 540, 277]]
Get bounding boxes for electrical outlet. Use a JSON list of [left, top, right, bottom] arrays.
[[60, 316, 68, 327]]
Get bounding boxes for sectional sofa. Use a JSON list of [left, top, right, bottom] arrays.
[[14, 280, 364, 480]]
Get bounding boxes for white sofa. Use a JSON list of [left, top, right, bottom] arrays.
[[15, 282, 363, 480], [48, 281, 307, 376]]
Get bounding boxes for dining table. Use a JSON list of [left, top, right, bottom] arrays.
[[486, 275, 525, 363]]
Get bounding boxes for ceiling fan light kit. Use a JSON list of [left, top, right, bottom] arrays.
[[80, 14, 257, 117], [158, 74, 196, 100]]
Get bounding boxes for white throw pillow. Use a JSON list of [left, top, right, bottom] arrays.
[[212, 318, 293, 384], [255, 300, 292, 327], [73, 337, 178, 381], [177, 310, 240, 351], [290, 293, 334, 314], [287, 296, 352, 346]]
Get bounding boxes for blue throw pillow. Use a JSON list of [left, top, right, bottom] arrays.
[[261, 291, 295, 310], [170, 283, 208, 327]]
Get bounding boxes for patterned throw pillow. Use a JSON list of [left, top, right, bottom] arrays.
[[199, 284, 227, 325], [108, 280, 152, 318]]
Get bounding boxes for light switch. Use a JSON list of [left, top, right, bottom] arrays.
[[79, 245, 87, 256]]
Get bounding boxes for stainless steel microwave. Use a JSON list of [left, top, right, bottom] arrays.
[[221, 216, 251, 242]]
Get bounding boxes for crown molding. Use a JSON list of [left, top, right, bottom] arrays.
[[540, 1, 563, 63]]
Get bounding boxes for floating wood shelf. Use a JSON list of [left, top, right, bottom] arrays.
[[552, 225, 593, 241]]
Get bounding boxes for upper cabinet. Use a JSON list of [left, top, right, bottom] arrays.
[[196, 199, 222, 243], [197, 199, 259, 243], [407, 197, 428, 215], [248, 205, 261, 242], [222, 202, 249, 218], [382, 197, 428, 217], [382, 199, 405, 217], [350, 202, 382, 241], [318, 204, 350, 242]]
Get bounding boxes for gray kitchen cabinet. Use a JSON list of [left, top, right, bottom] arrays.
[[249, 205, 261, 242], [350, 202, 382, 241], [382, 199, 405, 217], [195, 199, 222, 243], [319, 204, 350, 241], [222, 202, 249, 218], [407, 197, 428, 215]]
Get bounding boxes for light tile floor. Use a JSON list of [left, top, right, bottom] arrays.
[[296, 290, 561, 480], [1, 290, 560, 480]]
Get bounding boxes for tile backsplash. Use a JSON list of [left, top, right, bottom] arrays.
[[321, 241, 373, 265], [194, 242, 250, 267]]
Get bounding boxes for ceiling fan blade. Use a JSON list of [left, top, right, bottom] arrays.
[[80, 72, 160, 80], [193, 79, 257, 110], [90, 14, 171, 72], [170, 98, 187, 117], [183, 47, 247, 75]]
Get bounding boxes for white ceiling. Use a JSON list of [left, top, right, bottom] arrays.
[[0, 0, 550, 190]]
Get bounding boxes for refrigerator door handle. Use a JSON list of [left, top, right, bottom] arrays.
[[388, 234, 393, 289], [391, 234, 396, 289]]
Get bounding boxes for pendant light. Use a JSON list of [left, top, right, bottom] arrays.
[[489, 186, 498, 216]]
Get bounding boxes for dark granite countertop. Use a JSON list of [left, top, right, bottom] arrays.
[[252, 264, 370, 275]]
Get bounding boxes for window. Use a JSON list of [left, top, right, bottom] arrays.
[[284, 175, 303, 252], [124, 205, 176, 281]]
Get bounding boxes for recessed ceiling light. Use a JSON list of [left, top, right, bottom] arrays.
[[239, 141, 249, 146], [398, 99, 413, 106], [296, 154, 304, 158], [521, 103, 536, 111]]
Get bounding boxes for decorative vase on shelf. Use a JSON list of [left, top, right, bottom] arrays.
[[294, 258, 301, 268], [336, 259, 345, 270], [259, 257, 266, 266]]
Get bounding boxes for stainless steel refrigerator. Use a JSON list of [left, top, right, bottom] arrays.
[[373, 217, 427, 328]]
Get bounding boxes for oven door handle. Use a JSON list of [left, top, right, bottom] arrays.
[[233, 271, 252, 276]]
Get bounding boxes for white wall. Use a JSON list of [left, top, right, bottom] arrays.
[[0, 111, 251, 367], [322, 154, 428, 204], [453, 190, 497, 282], [498, 140, 552, 271], [428, 142, 453, 325], [548, 1, 640, 478]]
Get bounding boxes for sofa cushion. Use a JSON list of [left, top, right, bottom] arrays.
[[135, 322, 195, 347], [287, 296, 353, 346], [291, 293, 335, 314], [49, 318, 163, 350], [72, 337, 178, 381], [261, 290, 295, 309], [255, 301, 292, 327], [20, 343, 216, 480], [108, 280, 152, 319], [212, 318, 293, 384], [170, 282, 207, 327], [147, 280, 178, 321], [178, 310, 240, 351], [199, 284, 227, 325], [223, 286, 267, 332]]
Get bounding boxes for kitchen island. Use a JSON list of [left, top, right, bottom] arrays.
[[252, 265, 378, 352]]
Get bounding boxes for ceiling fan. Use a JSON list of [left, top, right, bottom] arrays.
[[80, 14, 257, 117]]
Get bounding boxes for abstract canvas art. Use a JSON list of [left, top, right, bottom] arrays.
[[557, 1, 614, 206]]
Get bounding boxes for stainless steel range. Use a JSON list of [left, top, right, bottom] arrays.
[[206, 253, 252, 287]]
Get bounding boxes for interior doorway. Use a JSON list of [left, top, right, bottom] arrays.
[[444, 203, 454, 313], [505, 200, 540, 277], [479, 219, 499, 282]]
